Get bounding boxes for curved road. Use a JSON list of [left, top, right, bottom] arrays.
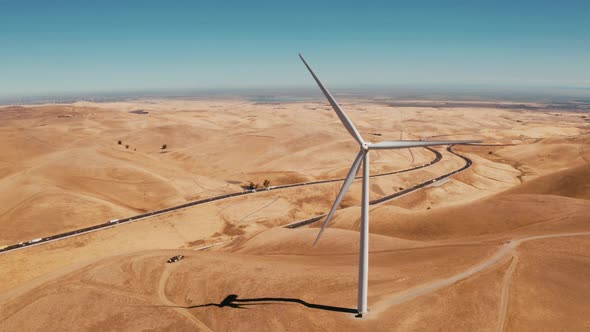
[[285, 145, 472, 228], [0, 146, 458, 254]]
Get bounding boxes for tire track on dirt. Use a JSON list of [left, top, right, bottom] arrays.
[[497, 255, 518, 332], [370, 232, 590, 317], [157, 266, 212, 331]]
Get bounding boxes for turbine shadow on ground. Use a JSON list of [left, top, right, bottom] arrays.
[[141, 294, 357, 313], [185, 294, 357, 313]]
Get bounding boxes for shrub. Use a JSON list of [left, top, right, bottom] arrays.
[[263, 179, 271, 188], [118, 140, 122, 145], [125, 145, 129, 149], [162, 144, 167, 150]]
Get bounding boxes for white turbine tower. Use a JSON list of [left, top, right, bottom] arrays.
[[299, 54, 480, 317]]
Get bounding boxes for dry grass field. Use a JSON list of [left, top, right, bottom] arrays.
[[0, 99, 589, 331]]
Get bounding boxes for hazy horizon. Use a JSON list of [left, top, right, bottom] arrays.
[[3, 83, 590, 107]]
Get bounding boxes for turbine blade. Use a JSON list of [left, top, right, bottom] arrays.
[[368, 139, 481, 150], [299, 54, 365, 146], [314, 150, 365, 246]]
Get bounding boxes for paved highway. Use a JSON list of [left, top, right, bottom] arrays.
[[0, 146, 458, 254]]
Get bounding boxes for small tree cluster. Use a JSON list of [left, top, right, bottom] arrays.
[[118, 140, 133, 151], [243, 179, 271, 190]]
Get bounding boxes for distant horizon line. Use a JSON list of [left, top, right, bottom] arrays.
[[2, 83, 590, 106]]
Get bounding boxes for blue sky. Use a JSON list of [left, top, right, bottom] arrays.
[[1, 0, 589, 98]]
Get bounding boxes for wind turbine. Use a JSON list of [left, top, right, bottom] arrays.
[[299, 54, 480, 317]]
